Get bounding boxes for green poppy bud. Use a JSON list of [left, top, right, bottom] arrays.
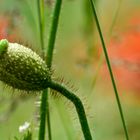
[[0, 39, 50, 91]]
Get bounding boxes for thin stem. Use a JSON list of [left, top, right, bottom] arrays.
[[48, 81, 92, 140], [43, 0, 62, 139], [37, 0, 52, 140], [108, 0, 122, 36], [89, 0, 129, 140], [39, 89, 47, 140], [91, 0, 122, 91], [45, 89, 52, 140], [37, 0, 45, 54], [46, 0, 62, 68]]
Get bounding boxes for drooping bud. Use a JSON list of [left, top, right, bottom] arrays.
[[0, 39, 50, 91]]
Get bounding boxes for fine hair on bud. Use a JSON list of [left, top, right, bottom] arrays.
[[0, 39, 51, 91]]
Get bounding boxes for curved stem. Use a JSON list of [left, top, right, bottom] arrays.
[[89, 0, 129, 140], [48, 81, 92, 140]]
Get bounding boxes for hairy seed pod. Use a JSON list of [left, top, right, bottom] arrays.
[[0, 39, 50, 91]]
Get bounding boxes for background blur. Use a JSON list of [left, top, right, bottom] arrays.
[[0, 0, 140, 139]]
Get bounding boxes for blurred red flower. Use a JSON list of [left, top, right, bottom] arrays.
[[104, 16, 140, 93], [0, 14, 19, 41]]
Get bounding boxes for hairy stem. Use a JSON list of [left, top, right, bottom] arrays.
[[48, 81, 92, 140], [89, 0, 129, 140]]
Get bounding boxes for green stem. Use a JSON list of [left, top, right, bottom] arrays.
[[37, 0, 52, 140], [46, 1, 92, 139], [48, 81, 92, 140], [89, 0, 129, 140], [108, 0, 122, 36], [46, 0, 62, 68], [46, 89, 52, 140], [91, 0, 122, 91], [37, 0, 45, 55], [39, 89, 47, 140], [41, 0, 62, 139]]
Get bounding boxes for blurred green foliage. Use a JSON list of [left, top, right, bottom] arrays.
[[0, 0, 140, 140]]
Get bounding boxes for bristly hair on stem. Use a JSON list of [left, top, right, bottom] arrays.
[[89, 0, 129, 140], [48, 81, 92, 140], [0, 38, 92, 140]]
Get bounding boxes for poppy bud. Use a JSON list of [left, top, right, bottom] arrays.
[[0, 39, 50, 91]]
